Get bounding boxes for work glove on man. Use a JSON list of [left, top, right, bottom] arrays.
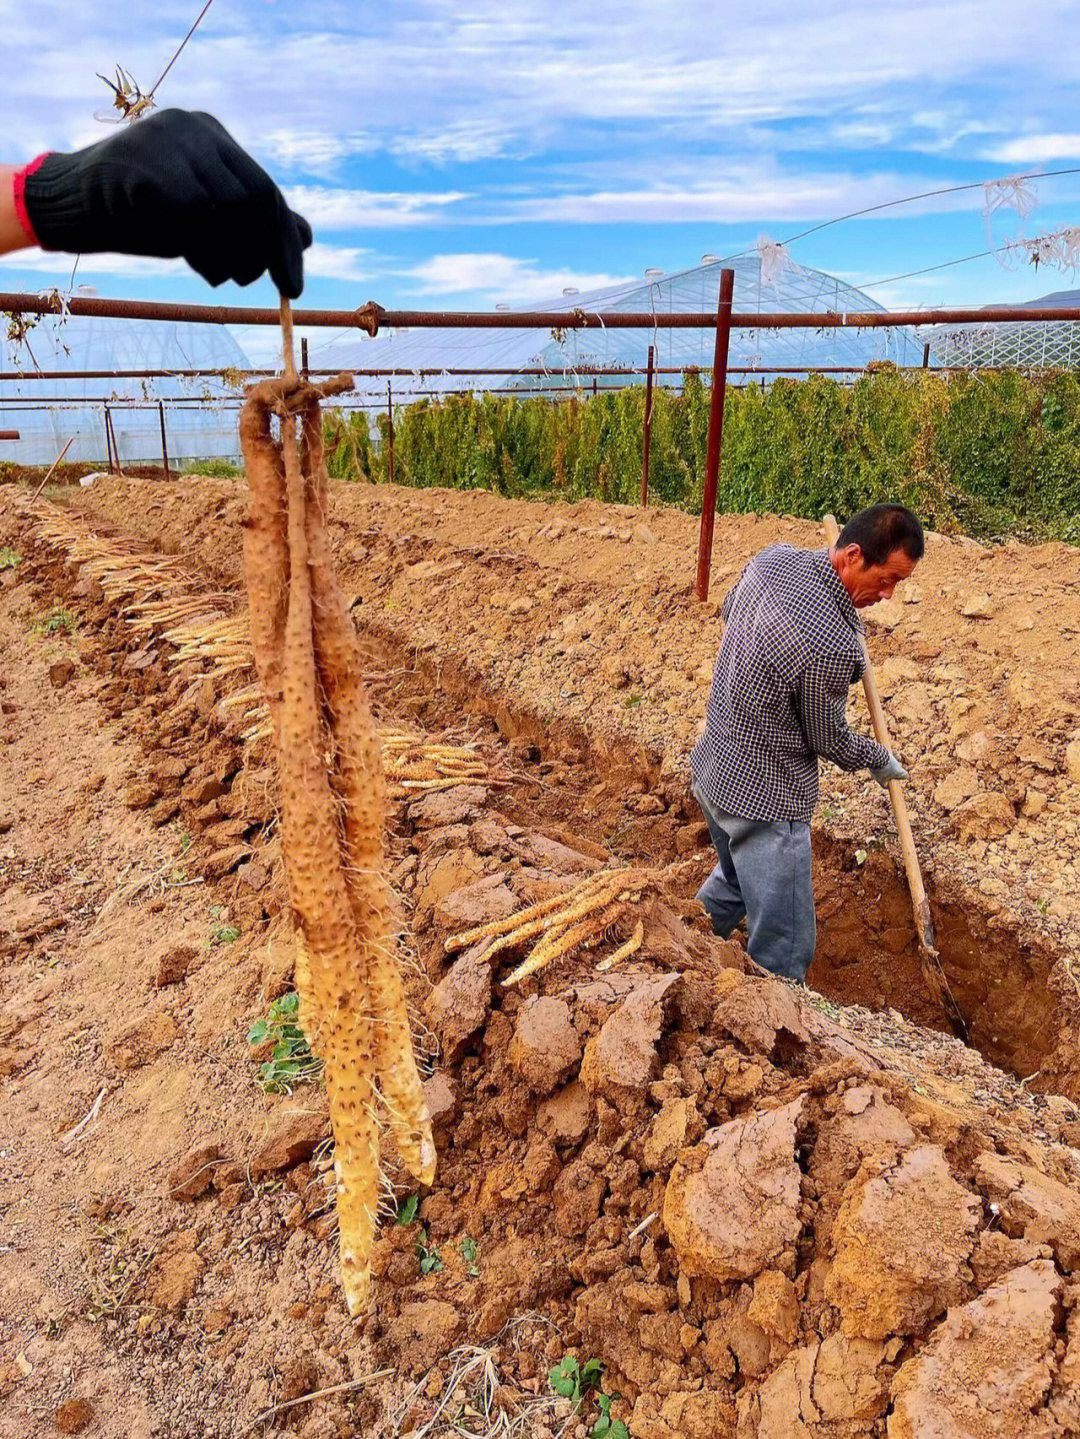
[[870, 751, 908, 786], [15, 110, 312, 297]]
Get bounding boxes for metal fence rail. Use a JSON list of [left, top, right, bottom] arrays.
[[3, 281, 1078, 596]]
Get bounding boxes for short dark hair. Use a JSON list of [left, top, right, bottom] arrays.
[[837, 504, 924, 567]]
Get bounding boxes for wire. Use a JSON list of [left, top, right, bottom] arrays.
[[860, 224, 1080, 293], [715, 165, 1080, 276], [777, 166, 1080, 250], [148, 0, 218, 98], [859, 247, 998, 291]]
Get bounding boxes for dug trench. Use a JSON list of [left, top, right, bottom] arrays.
[[3, 486, 1080, 1438], [346, 623, 1077, 1098]]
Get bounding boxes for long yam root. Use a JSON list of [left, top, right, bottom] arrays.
[[240, 367, 433, 1315], [277, 401, 380, 1316], [449, 867, 649, 985], [300, 398, 434, 1187]]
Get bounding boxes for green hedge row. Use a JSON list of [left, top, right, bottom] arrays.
[[323, 368, 1080, 542]]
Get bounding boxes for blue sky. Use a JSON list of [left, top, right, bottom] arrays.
[[2, 0, 1080, 362]]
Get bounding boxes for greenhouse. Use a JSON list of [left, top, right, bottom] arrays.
[[925, 288, 1080, 368], [311, 252, 926, 405], [0, 296, 250, 466]]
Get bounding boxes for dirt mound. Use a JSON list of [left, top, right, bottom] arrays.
[[2, 485, 1080, 1438]]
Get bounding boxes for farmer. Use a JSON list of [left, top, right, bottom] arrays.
[[691, 503, 923, 983], [0, 109, 311, 294]]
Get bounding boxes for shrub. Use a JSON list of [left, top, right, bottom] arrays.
[[321, 369, 1080, 543]]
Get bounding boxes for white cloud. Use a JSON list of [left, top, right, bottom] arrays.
[[300, 243, 373, 283], [981, 133, 1080, 164], [284, 186, 469, 230], [0, 251, 186, 279], [0, 243, 369, 287], [491, 169, 945, 227], [10, 1, 1078, 171], [403, 252, 636, 303], [260, 130, 356, 174], [389, 121, 513, 165]]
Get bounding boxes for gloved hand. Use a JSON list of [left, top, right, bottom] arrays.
[[870, 751, 908, 787], [18, 110, 312, 297]]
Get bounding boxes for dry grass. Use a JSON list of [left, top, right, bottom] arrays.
[[389, 1318, 579, 1439]]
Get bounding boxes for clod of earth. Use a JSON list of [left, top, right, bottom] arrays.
[[825, 1144, 981, 1339], [663, 1097, 805, 1282], [888, 1260, 1063, 1438]]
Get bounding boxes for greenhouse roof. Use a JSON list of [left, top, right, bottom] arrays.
[[925, 288, 1080, 369], [312, 253, 925, 401]]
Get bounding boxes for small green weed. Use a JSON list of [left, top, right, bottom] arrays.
[[247, 991, 322, 1094], [1036, 896, 1049, 914], [32, 605, 77, 635], [549, 1355, 604, 1406], [0, 546, 21, 570], [549, 1356, 629, 1436], [461, 1235, 480, 1276], [177, 829, 192, 856], [591, 1393, 630, 1439], [622, 692, 645, 710], [415, 1228, 442, 1275], [210, 923, 241, 947], [395, 1193, 420, 1226]]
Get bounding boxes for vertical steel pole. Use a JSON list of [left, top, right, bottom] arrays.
[[640, 343, 655, 507], [694, 269, 735, 602], [386, 380, 395, 486], [301, 337, 309, 379], [103, 406, 113, 472], [593, 376, 598, 398], [922, 342, 931, 370], [106, 409, 122, 475], [158, 401, 170, 479]]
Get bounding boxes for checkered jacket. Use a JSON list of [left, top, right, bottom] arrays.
[[691, 544, 891, 822]]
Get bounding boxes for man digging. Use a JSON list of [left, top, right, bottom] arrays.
[[691, 503, 923, 983]]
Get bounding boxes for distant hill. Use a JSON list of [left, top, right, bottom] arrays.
[[1018, 289, 1080, 308]]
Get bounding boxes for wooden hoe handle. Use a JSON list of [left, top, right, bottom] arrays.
[[822, 515, 966, 1039], [823, 514, 936, 954]]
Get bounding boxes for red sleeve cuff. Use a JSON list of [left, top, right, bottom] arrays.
[[12, 153, 50, 246]]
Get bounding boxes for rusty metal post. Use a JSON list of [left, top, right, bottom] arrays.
[[0, 430, 19, 440], [106, 409, 122, 475], [301, 337, 309, 379], [695, 269, 735, 602], [158, 401, 170, 479], [640, 344, 655, 507], [922, 341, 931, 369], [386, 381, 395, 486]]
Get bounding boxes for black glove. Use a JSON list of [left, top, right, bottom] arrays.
[[20, 109, 312, 297]]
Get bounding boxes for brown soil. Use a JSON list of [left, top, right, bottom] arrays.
[[1, 476, 1079, 1439], [56, 473, 1080, 1095]]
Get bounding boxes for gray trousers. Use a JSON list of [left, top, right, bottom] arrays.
[[693, 788, 816, 982]]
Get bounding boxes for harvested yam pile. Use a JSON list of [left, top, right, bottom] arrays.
[[238, 366, 433, 1313]]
